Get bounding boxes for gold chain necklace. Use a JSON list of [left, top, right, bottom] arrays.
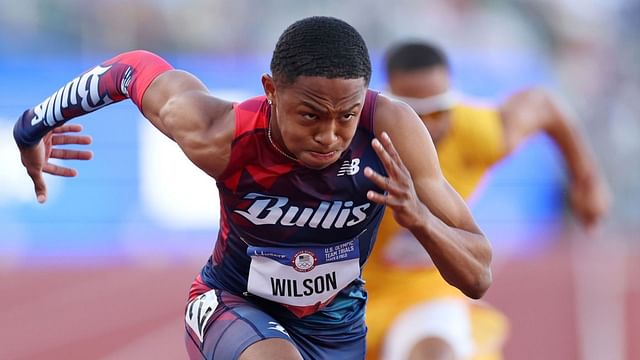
[[267, 118, 297, 161]]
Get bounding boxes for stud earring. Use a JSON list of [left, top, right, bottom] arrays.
[[267, 99, 273, 105]]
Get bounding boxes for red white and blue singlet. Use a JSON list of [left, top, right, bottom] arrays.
[[186, 90, 385, 359]]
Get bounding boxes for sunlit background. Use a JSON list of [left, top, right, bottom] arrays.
[[1, 1, 638, 359]]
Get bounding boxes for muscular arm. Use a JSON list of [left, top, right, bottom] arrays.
[[368, 96, 492, 299], [139, 70, 235, 178], [499, 88, 609, 229]]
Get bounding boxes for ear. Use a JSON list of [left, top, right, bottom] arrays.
[[261, 74, 276, 103]]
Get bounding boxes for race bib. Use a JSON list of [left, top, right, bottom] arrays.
[[246, 239, 360, 316]]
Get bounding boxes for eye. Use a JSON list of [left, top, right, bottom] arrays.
[[302, 113, 318, 120], [342, 113, 356, 121]]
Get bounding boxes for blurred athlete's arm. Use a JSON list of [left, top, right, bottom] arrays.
[[14, 50, 234, 203], [499, 88, 609, 230], [366, 96, 492, 299]]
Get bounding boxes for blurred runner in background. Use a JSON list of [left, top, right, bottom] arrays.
[[364, 41, 609, 360]]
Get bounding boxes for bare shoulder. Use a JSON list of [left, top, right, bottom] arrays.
[[498, 86, 550, 120], [162, 88, 235, 135], [151, 72, 237, 178], [373, 93, 430, 144], [150, 70, 234, 126], [372, 93, 440, 179]]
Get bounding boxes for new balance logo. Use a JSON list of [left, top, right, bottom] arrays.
[[338, 158, 360, 176]]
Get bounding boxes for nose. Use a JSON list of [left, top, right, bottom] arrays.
[[313, 120, 338, 146]]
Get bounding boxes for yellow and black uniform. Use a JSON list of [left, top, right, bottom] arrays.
[[364, 103, 509, 360]]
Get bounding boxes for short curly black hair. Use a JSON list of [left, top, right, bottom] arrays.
[[270, 16, 371, 86], [385, 41, 449, 75]]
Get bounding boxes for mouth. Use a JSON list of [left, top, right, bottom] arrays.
[[303, 149, 340, 168], [308, 150, 338, 159]]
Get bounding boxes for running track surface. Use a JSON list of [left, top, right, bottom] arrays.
[[1, 240, 637, 360]]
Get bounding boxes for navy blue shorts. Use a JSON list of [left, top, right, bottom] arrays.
[[184, 288, 366, 360]]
